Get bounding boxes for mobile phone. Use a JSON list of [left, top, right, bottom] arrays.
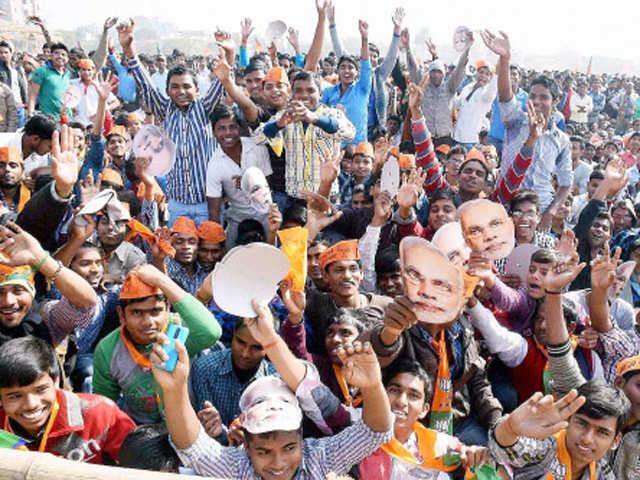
[[155, 324, 190, 372]]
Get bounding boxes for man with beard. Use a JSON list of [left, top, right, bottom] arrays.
[[0, 147, 30, 214], [367, 237, 502, 445], [27, 43, 71, 121], [196, 221, 225, 273]]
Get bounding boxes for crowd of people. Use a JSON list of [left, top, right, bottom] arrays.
[[1, 3, 640, 479]]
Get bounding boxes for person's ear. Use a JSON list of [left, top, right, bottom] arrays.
[[614, 376, 625, 389], [418, 401, 430, 420], [611, 431, 623, 450], [117, 306, 126, 326]]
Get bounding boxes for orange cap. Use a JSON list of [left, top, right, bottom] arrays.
[[197, 221, 225, 243], [466, 147, 487, 164], [102, 168, 124, 188], [0, 146, 22, 164], [354, 142, 374, 158], [78, 58, 95, 70], [106, 125, 129, 140], [398, 153, 415, 169], [264, 66, 290, 86], [171, 216, 198, 238], [120, 273, 163, 300], [319, 239, 360, 270], [128, 112, 142, 125], [617, 355, 640, 378], [435, 144, 450, 155], [476, 60, 492, 72]]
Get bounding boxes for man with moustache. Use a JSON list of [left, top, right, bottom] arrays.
[[367, 236, 502, 446], [165, 217, 208, 296], [0, 147, 30, 214], [458, 199, 515, 262]]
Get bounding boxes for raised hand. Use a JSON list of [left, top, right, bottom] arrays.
[[603, 157, 629, 197], [240, 18, 254, 46], [525, 100, 545, 147], [316, 0, 328, 17], [51, 125, 79, 198], [467, 251, 494, 284], [555, 229, 578, 260], [27, 16, 45, 28], [358, 20, 369, 39], [302, 191, 343, 239], [371, 191, 392, 226], [590, 243, 622, 291], [425, 38, 437, 59], [480, 29, 510, 58], [319, 144, 342, 186], [408, 75, 429, 115], [397, 168, 425, 210], [281, 279, 306, 323], [246, 299, 279, 346], [150, 333, 190, 392], [326, 0, 335, 24], [0, 222, 47, 267], [78, 170, 102, 205], [287, 27, 300, 53], [130, 263, 168, 289], [133, 156, 154, 186], [335, 341, 382, 390], [383, 296, 418, 337], [542, 253, 586, 292], [197, 401, 223, 438], [267, 203, 283, 234], [577, 327, 599, 350], [150, 226, 172, 261], [116, 18, 135, 56], [211, 54, 231, 83], [70, 213, 96, 242], [505, 390, 585, 439], [103, 17, 118, 32], [373, 135, 392, 172], [391, 7, 405, 32], [93, 70, 114, 101]]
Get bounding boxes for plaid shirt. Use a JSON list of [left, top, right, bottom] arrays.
[[253, 104, 355, 198], [189, 348, 276, 426], [165, 257, 208, 296], [127, 56, 224, 204]]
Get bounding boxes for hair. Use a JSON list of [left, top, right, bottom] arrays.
[[236, 219, 266, 246], [458, 159, 489, 180], [589, 169, 605, 182], [368, 125, 388, 144], [210, 103, 239, 129], [119, 294, 168, 312], [282, 202, 308, 227], [337, 55, 359, 71], [351, 184, 372, 204], [383, 358, 433, 403], [69, 47, 85, 57], [244, 60, 268, 77], [234, 313, 279, 335], [323, 56, 336, 66], [166, 65, 196, 89], [510, 190, 541, 214], [49, 42, 69, 54], [0, 337, 60, 388], [327, 308, 366, 333], [70, 241, 102, 266], [530, 75, 561, 100], [23, 113, 58, 139], [291, 70, 322, 92], [592, 211, 612, 228], [243, 427, 303, 444], [118, 190, 142, 218], [530, 248, 557, 265], [575, 380, 631, 434], [119, 424, 180, 472], [67, 121, 85, 131], [325, 258, 362, 273], [447, 145, 467, 159], [309, 236, 331, 250], [375, 245, 400, 275], [570, 136, 585, 148], [428, 189, 460, 208], [0, 40, 12, 51]]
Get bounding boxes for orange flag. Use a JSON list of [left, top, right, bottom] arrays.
[[277, 227, 308, 292]]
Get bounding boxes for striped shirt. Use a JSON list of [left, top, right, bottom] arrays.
[[126, 56, 224, 204], [173, 419, 393, 479]]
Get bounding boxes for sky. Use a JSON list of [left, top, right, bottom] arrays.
[[40, 0, 640, 65]]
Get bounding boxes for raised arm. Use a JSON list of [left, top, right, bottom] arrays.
[[28, 16, 52, 47], [589, 244, 621, 333], [481, 30, 512, 102], [327, 1, 345, 58], [447, 36, 472, 95], [376, 8, 404, 81], [403, 29, 420, 85], [359, 20, 369, 62], [303, 1, 328, 72], [211, 53, 257, 123], [92, 17, 117, 69]]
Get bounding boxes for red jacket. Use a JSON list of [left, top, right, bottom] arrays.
[[0, 389, 135, 464]]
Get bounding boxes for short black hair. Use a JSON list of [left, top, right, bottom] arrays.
[[282, 202, 307, 227], [510, 190, 541, 213], [575, 380, 631, 434], [119, 424, 180, 472], [447, 145, 467, 159], [69, 47, 85, 57], [49, 42, 69, 54], [592, 211, 612, 229], [428, 189, 460, 207], [530, 75, 561, 100], [67, 121, 85, 131], [327, 308, 366, 333], [24, 113, 58, 139], [368, 43, 380, 56], [589, 169, 605, 182], [70, 241, 102, 266], [166, 65, 197, 90], [244, 60, 268, 77], [0, 336, 60, 388], [337, 55, 359, 71], [375, 245, 400, 275], [236, 219, 266, 246], [291, 71, 321, 92], [210, 103, 239, 129], [570, 136, 585, 148], [234, 310, 279, 334], [119, 294, 168, 312], [530, 248, 557, 265], [323, 56, 336, 66], [383, 358, 433, 403], [0, 40, 12, 51]]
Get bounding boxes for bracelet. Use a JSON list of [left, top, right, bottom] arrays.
[[262, 338, 279, 350], [503, 415, 519, 438], [544, 288, 562, 295], [32, 253, 50, 272], [48, 260, 64, 283]]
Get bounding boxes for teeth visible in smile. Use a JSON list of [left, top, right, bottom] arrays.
[[22, 407, 45, 421], [392, 410, 408, 418]]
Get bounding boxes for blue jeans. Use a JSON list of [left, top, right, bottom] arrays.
[[17, 107, 26, 128], [454, 415, 489, 446], [72, 353, 94, 393], [168, 199, 209, 226]]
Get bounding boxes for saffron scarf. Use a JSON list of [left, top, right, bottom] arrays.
[[545, 430, 596, 480], [430, 330, 453, 434]]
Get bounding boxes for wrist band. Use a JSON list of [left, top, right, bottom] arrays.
[[32, 253, 50, 272], [48, 260, 64, 283], [544, 288, 562, 295], [262, 338, 279, 350]]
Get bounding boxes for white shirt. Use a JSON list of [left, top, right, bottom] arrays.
[[197, 69, 212, 96], [453, 76, 498, 143], [70, 79, 117, 127], [206, 137, 272, 221], [573, 160, 593, 194], [151, 71, 168, 95], [569, 94, 593, 123], [0, 130, 49, 175], [568, 192, 589, 227]]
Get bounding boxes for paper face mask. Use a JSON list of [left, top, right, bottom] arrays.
[[505, 244, 541, 287], [458, 199, 515, 262], [241, 166, 272, 215], [453, 26, 472, 52], [61, 85, 82, 109], [212, 243, 290, 317], [380, 156, 400, 197], [432, 222, 477, 298], [399, 236, 465, 325], [132, 124, 177, 176]]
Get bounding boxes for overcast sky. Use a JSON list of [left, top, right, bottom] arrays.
[[41, 0, 639, 65]]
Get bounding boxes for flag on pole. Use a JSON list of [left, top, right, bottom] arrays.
[[587, 56, 593, 75]]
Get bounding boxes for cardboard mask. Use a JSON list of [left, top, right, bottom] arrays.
[[458, 199, 515, 262]]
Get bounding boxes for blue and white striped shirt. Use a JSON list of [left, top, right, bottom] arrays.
[[126, 56, 224, 204]]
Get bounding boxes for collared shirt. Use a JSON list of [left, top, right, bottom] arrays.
[[29, 62, 71, 120], [500, 96, 572, 211], [321, 58, 372, 144], [165, 257, 208, 296], [69, 78, 117, 127], [102, 241, 146, 282], [127, 55, 225, 204], [453, 76, 498, 143], [190, 348, 276, 426], [489, 89, 528, 140], [173, 418, 393, 479]]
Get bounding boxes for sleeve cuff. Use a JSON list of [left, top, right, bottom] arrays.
[[520, 145, 534, 158], [50, 181, 73, 203]]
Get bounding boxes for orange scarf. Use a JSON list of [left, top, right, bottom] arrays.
[[4, 400, 59, 452], [120, 323, 169, 370], [333, 364, 362, 407], [545, 430, 596, 480], [430, 330, 453, 434], [126, 219, 176, 258]]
